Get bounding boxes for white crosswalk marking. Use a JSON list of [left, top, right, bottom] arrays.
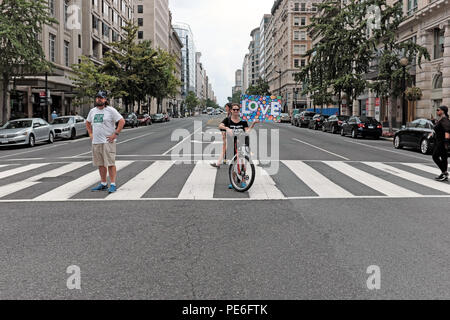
[[324, 161, 420, 197], [34, 161, 133, 201], [0, 163, 48, 180], [107, 161, 174, 200], [0, 165, 8, 169], [178, 162, 218, 199], [401, 163, 442, 176], [0, 162, 88, 198], [365, 162, 450, 194], [283, 160, 354, 198], [249, 165, 286, 199]]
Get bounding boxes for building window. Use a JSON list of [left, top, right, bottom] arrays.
[[138, 18, 143, 27], [294, 16, 300, 26], [102, 22, 110, 38], [137, 5, 143, 14], [294, 45, 300, 55], [294, 59, 299, 68], [49, 33, 56, 62], [64, 41, 70, 67], [294, 2, 299, 11], [407, 0, 418, 16], [138, 31, 143, 39], [301, 17, 306, 26], [92, 15, 99, 30], [78, 34, 81, 48], [301, 3, 306, 12], [48, 0, 55, 16], [64, 0, 69, 28], [301, 59, 306, 67], [300, 31, 306, 40], [294, 31, 299, 40], [434, 28, 445, 59]]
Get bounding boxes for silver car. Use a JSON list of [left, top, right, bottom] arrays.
[[0, 118, 55, 148], [51, 116, 88, 140]]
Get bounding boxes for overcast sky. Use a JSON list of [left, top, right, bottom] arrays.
[[169, 0, 275, 106]]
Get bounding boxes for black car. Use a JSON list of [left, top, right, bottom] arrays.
[[308, 114, 329, 130], [322, 115, 350, 134], [292, 114, 302, 127], [340, 116, 382, 139], [121, 113, 138, 128], [393, 118, 448, 155], [298, 111, 317, 128], [151, 114, 165, 123]]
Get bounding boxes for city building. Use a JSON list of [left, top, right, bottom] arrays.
[[134, 0, 170, 50], [259, 14, 272, 80], [232, 69, 243, 95], [173, 23, 196, 99], [196, 52, 205, 101], [248, 27, 261, 87], [1, 0, 135, 121], [169, 12, 183, 117], [242, 54, 250, 93], [266, 0, 318, 114]]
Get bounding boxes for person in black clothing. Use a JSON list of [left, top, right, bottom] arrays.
[[432, 106, 450, 182]]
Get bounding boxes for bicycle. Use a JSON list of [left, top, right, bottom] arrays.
[[228, 128, 256, 192]]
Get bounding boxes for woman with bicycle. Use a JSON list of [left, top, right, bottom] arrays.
[[218, 103, 258, 190]]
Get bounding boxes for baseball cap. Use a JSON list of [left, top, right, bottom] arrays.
[[95, 91, 108, 99]]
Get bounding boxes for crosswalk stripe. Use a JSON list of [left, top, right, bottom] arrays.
[[283, 160, 354, 198], [107, 161, 174, 200], [324, 161, 420, 197], [401, 163, 442, 176], [365, 162, 450, 194], [249, 165, 286, 199], [178, 162, 218, 199], [0, 165, 8, 169], [0, 163, 48, 180], [34, 161, 133, 201], [0, 162, 89, 199]]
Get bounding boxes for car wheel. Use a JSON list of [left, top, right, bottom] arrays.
[[332, 126, 337, 134], [70, 128, 76, 140], [351, 129, 358, 139], [420, 139, 430, 155], [394, 136, 403, 149], [29, 134, 35, 148], [322, 125, 326, 132], [48, 132, 54, 144], [340, 128, 345, 136]]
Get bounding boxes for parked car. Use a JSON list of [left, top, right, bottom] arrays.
[[122, 113, 138, 128], [298, 111, 317, 128], [137, 114, 152, 126], [51, 116, 87, 140], [322, 115, 350, 134], [340, 116, 382, 139], [309, 114, 330, 130], [280, 113, 291, 123], [0, 118, 55, 148], [292, 114, 302, 127], [151, 114, 165, 123], [393, 118, 447, 155], [163, 113, 170, 122], [291, 109, 301, 125]]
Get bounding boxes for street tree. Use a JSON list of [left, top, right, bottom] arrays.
[[0, 0, 58, 123], [185, 91, 198, 115], [246, 78, 271, 96], [231, 90, 242, 104]]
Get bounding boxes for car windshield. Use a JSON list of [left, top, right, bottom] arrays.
[[52, 118, 72, 124], [2, 120, 32, 129]]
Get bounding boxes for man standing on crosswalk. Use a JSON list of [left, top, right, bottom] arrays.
[[86, 91, 125, 193]]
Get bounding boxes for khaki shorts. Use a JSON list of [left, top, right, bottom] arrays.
[[92, 143, 117, 167]]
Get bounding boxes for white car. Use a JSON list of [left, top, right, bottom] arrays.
[[51, 116, 88, 140]]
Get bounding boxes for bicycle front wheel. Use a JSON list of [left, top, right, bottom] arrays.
[[228, 156, 256, 193]]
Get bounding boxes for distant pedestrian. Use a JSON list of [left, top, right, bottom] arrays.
[[210, 103, 232, 168], [51, 110, 58, 121], [86, 91, 125, 193], [432, 106, 450, 182]]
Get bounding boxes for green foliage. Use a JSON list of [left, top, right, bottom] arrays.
[[185, 91, 198, 113], [231, 91, 242, 104], [405, 87, 423, 101], [246, 78, 271, 96], [0, 0, 58, 122]]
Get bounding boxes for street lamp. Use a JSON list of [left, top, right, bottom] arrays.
[[400, 57, 409, 126]]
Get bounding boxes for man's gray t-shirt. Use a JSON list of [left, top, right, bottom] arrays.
[[87, 106, 123, 145]]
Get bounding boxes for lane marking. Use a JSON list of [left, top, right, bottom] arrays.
[[0, 163, 49, 180], [34, 161, 133, 201], [292, 138, 350, 161], [178, 161, 218, 199], [162, 126, 203, 156], [0, 143, 70, 159], [365, 162, 450, 194], [324, 161, 420, 197], [401, 163, 442, 176], [0, 162, 88, 198], [107, 161, 174, 200], [283, 160, 354, 198]]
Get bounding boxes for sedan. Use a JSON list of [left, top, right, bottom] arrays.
[[280, 113, 291, 123], [151, 114, 166, 123], [122, 113, 138, 128], [322, 115, 350, 134], [393, 119, 448, 155], [309, 114, 329, 130], [341, 116, 382, 139], [298, 111, 317, 128], [0, 118, 55, 147], [137, 114, 152, 126], [51, 116, 88, 140], [292, 114, 302, 127]]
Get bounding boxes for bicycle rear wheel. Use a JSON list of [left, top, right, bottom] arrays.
[[228, 156, 256, 192]]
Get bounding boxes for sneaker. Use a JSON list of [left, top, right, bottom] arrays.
[[108, 185, 117, 193], [228, 184, 233, 189], [241, 182, 247, 189], [436, 173, 449, 182], [92, 184, 108, 192]]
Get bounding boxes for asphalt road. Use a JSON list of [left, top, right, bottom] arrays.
[[0, 115, 449, 300]]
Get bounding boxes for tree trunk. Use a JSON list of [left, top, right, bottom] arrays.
[[388, 96, 394, 133], [1, 75, 10, 124]]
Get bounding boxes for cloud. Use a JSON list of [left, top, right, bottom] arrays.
[[170, 0, 275, 106]]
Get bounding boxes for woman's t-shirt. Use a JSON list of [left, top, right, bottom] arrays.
[[222, 117, 249, 132]]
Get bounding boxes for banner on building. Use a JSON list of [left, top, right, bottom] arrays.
[[240, 95, 283, 122]]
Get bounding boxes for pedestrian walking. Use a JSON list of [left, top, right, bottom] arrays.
[[86, 91, 125, 193], [432, 106, 450, 182], [210, 103, 232, 168], [51, 110, 58, 121]]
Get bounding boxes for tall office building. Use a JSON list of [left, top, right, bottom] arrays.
[[259, 14, 271, 80], [134, 0, 170, 50], [248, 27, 261, 87], [173, 23, 196, 98]]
